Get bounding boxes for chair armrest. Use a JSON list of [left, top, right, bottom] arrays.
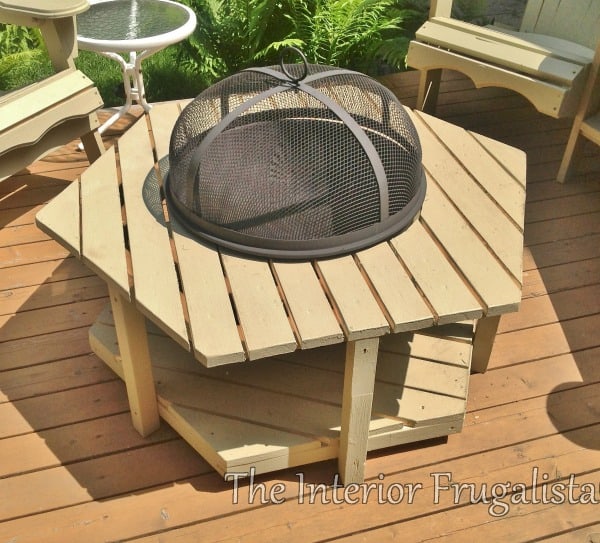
[[0, 0, 89, 20]]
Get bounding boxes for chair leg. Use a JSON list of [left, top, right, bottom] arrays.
[[80, 114, 106, 164], [557, 124, 585, 183], [417, 69, 442, 113]]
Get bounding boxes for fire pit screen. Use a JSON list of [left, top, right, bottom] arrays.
[[165, 48, 426, 259]]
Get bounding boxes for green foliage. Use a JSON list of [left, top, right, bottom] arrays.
[[73, 51, 124, 106], [143, 46, 206, 102], [177, 0, 423, 83], [0, 24, 50, 90], [74, 48, 206, 107], [0, 23, 42, 55], [259, 0, 382, 73], [176, 0, 292, 85], [0, 1, 432, 100], [0, 49, 52, 90]]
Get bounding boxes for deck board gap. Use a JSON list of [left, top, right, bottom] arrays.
[[268, 261, 304, 349], [311, 260, 350, 339]]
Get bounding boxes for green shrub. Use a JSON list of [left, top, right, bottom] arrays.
[[0, 49, 52, 90], [0, 1, 431, 100], [176, 0, 292, 84], [177, 0, 426, 83], [0, 23, 41, 55], [0, 24, 51, 90], [264, 0, 416, 74]]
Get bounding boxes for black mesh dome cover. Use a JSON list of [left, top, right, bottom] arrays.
[[166, 53, 426, 259]]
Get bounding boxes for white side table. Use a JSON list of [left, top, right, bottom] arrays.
[[77, 0, 196, 134]]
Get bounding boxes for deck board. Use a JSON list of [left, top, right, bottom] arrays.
[[1, 77, 599, 541]]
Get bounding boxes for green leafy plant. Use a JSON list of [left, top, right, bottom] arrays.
[[1, 1, 431, 101], [265, 0, 416, 74], [0, 49, 52, 90], [177, 0, 422, 84], [0, 23, 42, 55], [0, 24, 50, 90], [176, 0, 291, 85]]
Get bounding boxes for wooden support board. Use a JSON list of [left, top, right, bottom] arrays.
[[89, 304, 472, 477]]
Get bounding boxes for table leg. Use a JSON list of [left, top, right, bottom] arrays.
[[339, 337, 379, 484], [88, 49, 156, 138], [131, 50, 154, 112], [471, 315, 501, 373], [108, 285, 160, 436]]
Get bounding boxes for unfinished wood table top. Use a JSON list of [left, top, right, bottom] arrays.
[[37, 100, 526, 368]]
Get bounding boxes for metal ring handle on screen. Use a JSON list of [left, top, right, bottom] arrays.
[[279, 46, 308, 84]]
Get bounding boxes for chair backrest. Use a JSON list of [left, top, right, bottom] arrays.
[[519, 0, 600, 49]]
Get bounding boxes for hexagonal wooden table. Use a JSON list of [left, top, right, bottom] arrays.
[[37, 100, 525, 484]]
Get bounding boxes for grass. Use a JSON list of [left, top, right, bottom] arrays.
[[75, 47, 206, 107], [0, 45, 205, 107]]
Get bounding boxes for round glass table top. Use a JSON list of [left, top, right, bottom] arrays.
[[77, 0, 196, 52]]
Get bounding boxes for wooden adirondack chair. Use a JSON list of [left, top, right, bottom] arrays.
[[0, 0, 105, 182], [406, 0, 600, 121], [557, 39, 600, 182]]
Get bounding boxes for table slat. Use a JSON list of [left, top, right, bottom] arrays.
[[148, 104, 245, 366], [356, 242, 434, 332], [118, 114, 189, 349], [174, 221, 247, 365], [156, 367, 341, 441], [221, 253, 297, 360], [35, 178, 80, 258], [390, 221, 482, 324], [422, 178, 522, 314], [416, 112, 526, 226], [148, 100, 179, 159], [80, 146, 130, 298], [272, 261, 344, 349], [469, 132, 527, 189], [410, 111, 524, 280], [316, 255, 390, 340]]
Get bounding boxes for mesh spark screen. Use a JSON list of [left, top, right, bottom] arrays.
[[165, 56, 425, 259]]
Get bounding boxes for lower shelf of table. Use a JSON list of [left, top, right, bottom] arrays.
[[89, 304, 474, 478]]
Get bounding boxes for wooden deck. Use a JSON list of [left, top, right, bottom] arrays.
[[1, 70, 599, 542]]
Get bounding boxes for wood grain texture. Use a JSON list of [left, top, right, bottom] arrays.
[[117, 114, 189, 348]]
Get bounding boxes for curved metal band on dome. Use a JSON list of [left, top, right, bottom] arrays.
[[233, 66, 390, 220], [297, 84, 389, 220], [185, 62, 342, 204], [245, 66, 370, 86]]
